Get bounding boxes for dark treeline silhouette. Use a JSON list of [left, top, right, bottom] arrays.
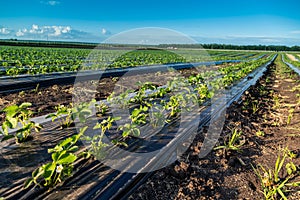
[[158, 44, 300, 51], [0, 39, 300, 51]]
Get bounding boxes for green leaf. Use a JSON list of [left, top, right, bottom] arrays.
[[277, 188, 288, 200], [34, 123, 43, 132], [57, 153, 77, 164], [24, 178, 33, 189], [78, 126, 88, 137], [68, 146, 79, 152], [19, 102, 32, 108], [46, 113, 56, 119], [71, 113, 77, 121], [2, 121, 13, 134], [290, 182, 300, 187], [112, 116, 122, 121], [51, 152, 60, 162], [122, 130, 129, 137], [131, 109, 140, 117], [43, 163, 56, 180], [32, 167, 44, 178], [287, 167, 293, 175], [142, 106, 148, 112], [213, 146, 226, 150], [6, 117, 18, 129], [3, 105, 19, 118], [82, 136, 92, 141], [16, 123, 33, 133], [79, 151, 92, 159], [132, 128, 140, 137], [57, 109, 68, 115], [93, 123, 102, 129], [58, 137, 73, 149]]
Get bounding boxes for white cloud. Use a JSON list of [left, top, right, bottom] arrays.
[[101, 28, 111, 35], [62, 26, 71, 33], [49, 26, 72, 36], [7, 24, 97, 42], [52, 26, 62, 36], [0, 27, 10, 35], [29, 24, 43, 34], [32, 24, 39, 30], [40, 1, 60, 6], [16, 24, 72, 37], [16, 29, 24, 37]]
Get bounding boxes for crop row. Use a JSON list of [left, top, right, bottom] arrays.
[[0, 46, 264, 76], [0, 55, 274, 196], [283, 53, 300, 68]]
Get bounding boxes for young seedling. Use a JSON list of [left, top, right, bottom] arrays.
[[287, 108, 294, 125], [33, 83, 40, 93], [164, 94, 182, 117], [47, 100, 95, 128], [252, 148, 300, 200], [214, 129, 244, 155], [95, 102, 109, 116], [24, 126, 88, 188], [1, 102, 42, 143], [149, 104, 167, 128], [151, 87, 170, 98], [273, 94, 280, 109], [195, 83, 211, 102], [118, 123, 140, 138], [71, 100, 95, 123], [129, 82, 157, 105], [108, 90, 132, 108], [83, 116, 121, 160], [46, 104, 73, 128], [130, 105, 149, 125], [188, 74, 204, 86], [256, 130, 265, 137], [251, 100, 259, 114], [111, 77, 119, 83]]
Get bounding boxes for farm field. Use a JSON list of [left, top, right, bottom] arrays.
[[129, 55, 300, 199], [0, 45, 264, 76], [2, 0, 300, 199], [0, 44, 300, 200]]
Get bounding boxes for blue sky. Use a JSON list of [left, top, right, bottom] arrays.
[[0, 0, 300, 45]]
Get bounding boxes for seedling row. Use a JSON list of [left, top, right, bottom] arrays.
[[0, 54, 277, 199], [0, 46, 264, 76]]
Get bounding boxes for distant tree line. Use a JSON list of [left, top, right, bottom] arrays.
[[1, 39, 299, 51], [158, 44, 300, 51]]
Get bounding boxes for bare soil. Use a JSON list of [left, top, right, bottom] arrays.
[[128, 63, 300, 199], [286, 54, 298, 62]]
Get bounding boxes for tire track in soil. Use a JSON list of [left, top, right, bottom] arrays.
[[128, 58, 300, 200]]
